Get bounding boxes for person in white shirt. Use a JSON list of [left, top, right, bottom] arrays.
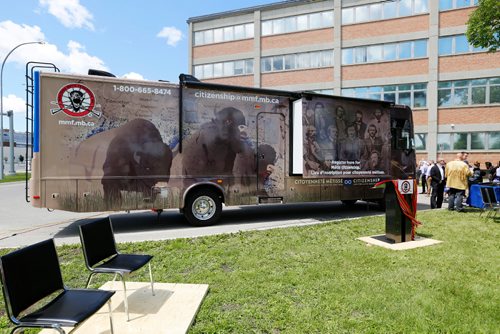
[[425, 160, 434, 196], [420, 161, 429, 193], [493, 161, 500, 183]]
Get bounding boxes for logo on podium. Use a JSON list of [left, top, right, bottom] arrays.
[[398, 180, 414, 194]]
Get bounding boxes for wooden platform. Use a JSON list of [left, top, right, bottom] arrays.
[[40, 281, 209, 334], [358, 235, 442, 250]]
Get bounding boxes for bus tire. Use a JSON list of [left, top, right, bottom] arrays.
[[341, 199, 357, 206], [184, 188, 222, 226]]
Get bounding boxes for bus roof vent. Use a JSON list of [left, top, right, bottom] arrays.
[[88, 69, 116, 77], [179, 73, 200, 83]]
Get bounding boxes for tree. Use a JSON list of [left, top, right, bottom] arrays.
[[466, 0, 500, 52]]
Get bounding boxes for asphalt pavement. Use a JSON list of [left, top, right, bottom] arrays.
[[0, 181, 432, 248]]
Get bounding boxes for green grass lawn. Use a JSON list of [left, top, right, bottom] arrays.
[[0, 209, 498, 333], [0, 173, 29, 183]]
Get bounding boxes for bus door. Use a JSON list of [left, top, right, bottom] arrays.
[[390, 106, 416, 179], [257, 112, 285, 201]]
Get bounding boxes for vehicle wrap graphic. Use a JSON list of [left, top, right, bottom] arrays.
[[32, 72, 413, 214]]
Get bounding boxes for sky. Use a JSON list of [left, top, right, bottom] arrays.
[[0, 0, 273, 132]]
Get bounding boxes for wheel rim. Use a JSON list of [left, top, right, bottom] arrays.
[[192, 196, 216, 221]]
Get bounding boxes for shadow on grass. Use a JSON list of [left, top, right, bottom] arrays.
[[416, 232, 434, 238]]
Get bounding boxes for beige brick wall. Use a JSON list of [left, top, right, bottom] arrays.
[[201, 75, 254, 87], [439, 7, 475, 28], [415, 153, 427, 161], [261, 68, 333, 87], [482, 153, 500, 168], [193, 39, 253, 59], [431, 153, 500, 166], [342, 59, 428, 81], [439, 52, 500, 74], [413, 110, 428, 127], [342, 15, 429, 40], [261, 28, 334, 50], [438, 106, 500, 124]]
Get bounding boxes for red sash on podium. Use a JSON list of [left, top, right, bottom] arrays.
[[374, 179, 422, 240]]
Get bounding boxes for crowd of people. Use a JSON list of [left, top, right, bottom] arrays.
[[416, 153, 500, 212]]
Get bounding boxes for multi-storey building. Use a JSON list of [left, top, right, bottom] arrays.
[[188, 0, 500, 165]]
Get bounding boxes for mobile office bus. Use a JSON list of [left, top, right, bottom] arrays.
[[29, 71, 416, 226]]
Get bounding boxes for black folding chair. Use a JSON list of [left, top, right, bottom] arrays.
[[479, 187, 491, 217], [79, 217, 154, 321], [479, 187, 499, 218], [0, 239, 115, 334], [486, 187, 500, 218]]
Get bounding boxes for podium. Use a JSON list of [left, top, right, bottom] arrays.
[[384, 180, 414, 243]]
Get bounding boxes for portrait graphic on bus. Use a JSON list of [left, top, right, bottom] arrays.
[[302, 97, 391, 178]]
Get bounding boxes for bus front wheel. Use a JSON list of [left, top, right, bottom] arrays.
[[184, 189, 222, 226]]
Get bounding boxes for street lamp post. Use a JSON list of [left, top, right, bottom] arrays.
[[0, 41, 44, 179], [7, 110, 15, 175]]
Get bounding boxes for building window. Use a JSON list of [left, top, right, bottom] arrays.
[[471, 132, 486, 150], [214, 28, 223, 43], [453, 132, 468, 150], [384, 1, 398, 19], [342, 0, 429, 25], [354, 47, 367, 63], [438, 36, 453, 55], [414, 0, 430, 13], [399, 0, 412, 16], [383, 44, 397, 60], [367, 45, 383, 62], [437, 132, 500, 151], [489, 132, 500, 149], [261, 10, 334, 36], [471, 79, 487, 105], [342, 39, 427, 65], [439, 0, 478, 11], [413, 83, 428, 107], [342, 8, 354, 23], [342, 83, 427, 108], [194, 23, 254, 46], [261, 50, 334, 73], [490, 78, 500, 103], [233, 60, 245, 75], [213, 63, 223, 77], [414, 133, 427, 150], [342, 48, 354, 64], [203, 64, 213, 78], [194, 59, 254, 79], [438, 77, 500, 107], [438, 34, 485, 55], [414, 39, 428, 57], [437, 133, 451, 151]]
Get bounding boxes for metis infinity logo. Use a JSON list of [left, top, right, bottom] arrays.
[[343, 179, 353, 186], [51, 83, 102, 118]]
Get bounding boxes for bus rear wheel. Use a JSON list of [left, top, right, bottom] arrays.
[[184, 189, 222, 226]]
